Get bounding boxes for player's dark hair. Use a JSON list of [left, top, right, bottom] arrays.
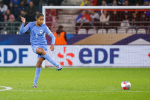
[[36, 13, 44, 19]]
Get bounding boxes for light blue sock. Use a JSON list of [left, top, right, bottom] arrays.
[[43, 54, 58, 67], [33, 67, 41, 85]]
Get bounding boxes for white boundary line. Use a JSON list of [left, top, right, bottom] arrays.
[[0, 86, 148, 92], [10, 89, 150, 93], [0, 86, 12, 91]]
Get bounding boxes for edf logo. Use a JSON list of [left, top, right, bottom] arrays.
[[0, 48, 28, 64], [79, 48, 119, 64]]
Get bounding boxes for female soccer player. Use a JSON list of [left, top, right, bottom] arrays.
[[20, 13, 62, 88]]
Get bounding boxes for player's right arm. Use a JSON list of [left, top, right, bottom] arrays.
[[20, 17, 30, 34]]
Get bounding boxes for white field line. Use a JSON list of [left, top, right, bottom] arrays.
[[9, 90, 150, 93], [0, 86, 149, 92], [0, 86, 12, 91]]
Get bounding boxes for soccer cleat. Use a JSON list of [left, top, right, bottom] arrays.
[[32, 84, 38, 88], [56, 65, 62, 71]]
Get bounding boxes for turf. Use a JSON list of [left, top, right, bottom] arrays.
[[0, 68, 149, 100]]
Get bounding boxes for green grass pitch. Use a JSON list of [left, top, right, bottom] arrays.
[[0, 68, 149, 100]]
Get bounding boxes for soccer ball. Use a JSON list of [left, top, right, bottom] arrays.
[[121, 81, 131, 90]]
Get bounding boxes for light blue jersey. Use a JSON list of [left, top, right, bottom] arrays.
[[20, 21, 55, 58], [20, 21, 55, 45]]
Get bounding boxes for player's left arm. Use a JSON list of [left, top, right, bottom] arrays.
[[45, 26, 55, 51]]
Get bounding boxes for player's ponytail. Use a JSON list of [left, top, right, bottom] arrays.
[[36, 13, 44, 19]]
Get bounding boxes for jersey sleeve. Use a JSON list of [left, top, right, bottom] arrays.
[[45, 26, 53, 35], [45, 25, 55, 45]]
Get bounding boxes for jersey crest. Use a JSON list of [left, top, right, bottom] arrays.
[[40, 30, 43, 34]]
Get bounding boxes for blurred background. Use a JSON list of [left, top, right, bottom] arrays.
[[0, 0, 150, 67], [0, 0, 149, 34]]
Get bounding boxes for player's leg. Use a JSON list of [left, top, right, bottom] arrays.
[[33, 57, 44, 88], [36, 47, 47, 55], [36, 47, 62, 71]]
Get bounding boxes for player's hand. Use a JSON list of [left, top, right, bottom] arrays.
[[50, 44, 55, 51], [21, 16, 25, 24]]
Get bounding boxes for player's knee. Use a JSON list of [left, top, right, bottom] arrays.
[[41, 49, 46, 55], [37, 61, 42, 65], [36, 61, 43, 67], [38, 48, 45, 55], [39, 59, 43, 63], [36, 62, 42, 68], [40, 48, 44, 52]]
